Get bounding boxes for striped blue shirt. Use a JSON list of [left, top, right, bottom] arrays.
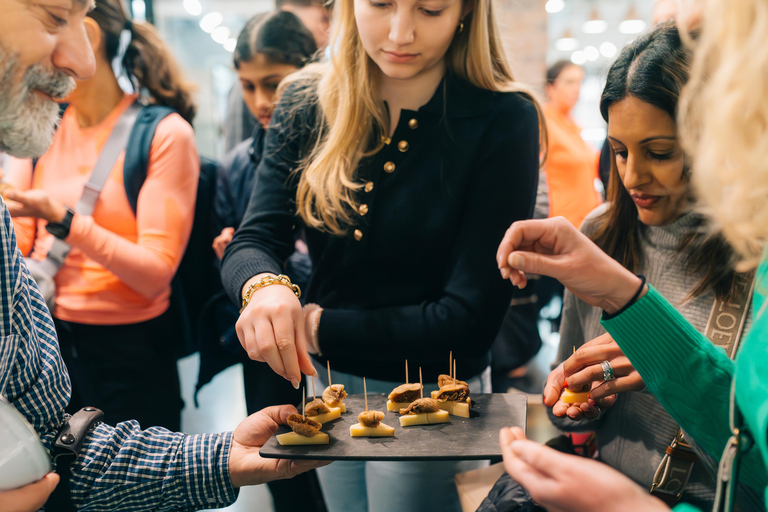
[[0, 201, 238, 510]]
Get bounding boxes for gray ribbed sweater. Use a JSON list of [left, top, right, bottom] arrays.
[[550, 206, 763, 511]]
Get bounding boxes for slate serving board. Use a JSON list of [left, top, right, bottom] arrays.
[[259, 392, 526, 462]]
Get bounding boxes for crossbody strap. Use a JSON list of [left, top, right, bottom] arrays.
[[44, 101, 143, 272], [651, 272, 754, 505]]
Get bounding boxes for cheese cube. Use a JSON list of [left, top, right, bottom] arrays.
[[276, 431, 330, 445], [386, 400, 414, 412], [399, 411, 450, 426], [436, 400, 470, 418], [430, 390, 439, 399], [306, 407, 341, 425], [561, 389, 590, 404], [349, 422, 395, 437]]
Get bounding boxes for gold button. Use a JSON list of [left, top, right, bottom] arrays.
[[398, 140, 409, 152], [408, 119, 418, 129], [354, 229, 363, 241], [384, 161, 396, 173], [358, 204, 369, 216], [365, 181, 374, 192]]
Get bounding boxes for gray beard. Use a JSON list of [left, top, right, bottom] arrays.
[[0, 47, 76, 159]]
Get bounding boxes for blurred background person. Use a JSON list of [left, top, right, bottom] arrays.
[[222, 0, 330, 153]]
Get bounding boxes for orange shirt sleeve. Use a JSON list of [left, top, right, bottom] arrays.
[[4, 157, 37, 256], [65, 114, 200, 300]]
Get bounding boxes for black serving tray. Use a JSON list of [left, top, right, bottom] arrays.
[[259, 392, 526, 462]]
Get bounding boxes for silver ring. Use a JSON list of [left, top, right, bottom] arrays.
[[601, 360, 615, 381]]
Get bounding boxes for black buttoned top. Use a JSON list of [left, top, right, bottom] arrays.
[[221, 73, 540, 383]]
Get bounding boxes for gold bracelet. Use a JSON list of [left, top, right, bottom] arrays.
[[240, 274, 301, 313]]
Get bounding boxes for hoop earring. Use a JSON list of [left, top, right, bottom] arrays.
[[457, 20, 464, 33]]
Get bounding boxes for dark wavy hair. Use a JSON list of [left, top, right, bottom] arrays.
[[233, 11, 317, 70], [592, 22, 738, 300], [88, 0, 197, 123]]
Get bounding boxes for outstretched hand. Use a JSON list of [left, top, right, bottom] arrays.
[[500, 427, 669, 512], [228, 404, 331, 487], [496, 218, 642, 314]]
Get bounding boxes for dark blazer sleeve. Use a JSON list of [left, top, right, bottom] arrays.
[[220, 84, 311, 303], [318, 94, 540, 362]]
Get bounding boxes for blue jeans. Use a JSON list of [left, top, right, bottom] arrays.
[[308, 363, 491, 512]]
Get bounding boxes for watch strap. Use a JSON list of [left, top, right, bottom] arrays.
[[46, 407, 104, 512]]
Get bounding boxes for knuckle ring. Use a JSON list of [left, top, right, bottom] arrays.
[[601, 360, 616, 381]]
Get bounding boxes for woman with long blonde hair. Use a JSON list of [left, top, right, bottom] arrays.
[[495, 0, 768, 510], [220, 0, 541, 507]]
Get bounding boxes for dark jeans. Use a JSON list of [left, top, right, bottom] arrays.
[[55, 310, 183, 431], [242, 359, 327, 512]]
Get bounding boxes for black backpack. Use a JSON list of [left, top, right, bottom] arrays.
[[122, 105, 221, 358]]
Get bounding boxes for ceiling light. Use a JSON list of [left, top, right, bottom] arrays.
[[224, 38, 237, 52], [583, 45, 600, 61], [571, 51, 586, 65], [200, 12, 223, 33], [619, 7, 646, 34], [600, 42, 617, 58], [555, 29, 579, 52], [582, 9, 607, 34], [182, 0, 202, 16], [545, 0, 564, 14], [211, 26, 230, 44]]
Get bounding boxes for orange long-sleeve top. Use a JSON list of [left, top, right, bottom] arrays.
[[543, 103, 601, 228], [7, 94, 199, 325]]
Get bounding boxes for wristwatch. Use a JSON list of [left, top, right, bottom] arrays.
[[45, 206, 75, 239]]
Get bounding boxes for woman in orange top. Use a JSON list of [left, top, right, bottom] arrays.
[[4, 0, 198, 430], [543, 60, 601, 229]]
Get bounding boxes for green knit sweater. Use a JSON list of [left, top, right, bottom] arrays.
[[602, 261, 768, 511]]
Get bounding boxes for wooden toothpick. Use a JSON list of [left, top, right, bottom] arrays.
[[453, 360, 457, 385], [364, 377, 369, 412], [312, 377, 316, 400], [302, 388, 306, 417], [419, 368, 424, 398], [449, 351, 453, 379], [405, 359, 409, 384], [327, 360, 332, 387]]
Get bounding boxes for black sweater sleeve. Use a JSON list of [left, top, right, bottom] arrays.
[[318, 95, 539, 364]]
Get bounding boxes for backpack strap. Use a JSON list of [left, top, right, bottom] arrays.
[[122, 105, 175, 215]]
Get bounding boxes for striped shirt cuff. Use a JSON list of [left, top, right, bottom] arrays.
[[180, 432, 239, 509]]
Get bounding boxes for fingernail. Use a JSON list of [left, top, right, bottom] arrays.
[[501, 268, 510, 279], [290, 377, 300, 389], [509, 253, 525, 269]]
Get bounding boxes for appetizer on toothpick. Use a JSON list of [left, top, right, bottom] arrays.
[[305, 377, 341, 424], [322, 361, 348, 412], [434, 360, 473, 418], [399, 368, 450, 426], [277, 389, 330, 445], [561, 347, 590, 404], [387, 359, 422, 411], [350, 377, 395, 437]]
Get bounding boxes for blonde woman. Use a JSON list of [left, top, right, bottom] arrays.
[[495, 0, 768, 511], [220, 0, 542, 508]]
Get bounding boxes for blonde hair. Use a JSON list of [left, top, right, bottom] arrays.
[[288, 0, 545, 235], [680, 0, 768, 269]]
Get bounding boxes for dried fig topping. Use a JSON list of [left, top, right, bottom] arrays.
[[286, 413, 322, 437], [400, 398, 440, 415], [322, 384, 347, 406], [435, 384, 470, 402], [438, 374, 469, 388], [305, 398, 331, 416], [387, 383, 422, 403], [358, 410, 385, 427]]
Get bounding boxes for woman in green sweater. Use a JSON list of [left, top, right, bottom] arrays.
[[495, 0, 768, 510]]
